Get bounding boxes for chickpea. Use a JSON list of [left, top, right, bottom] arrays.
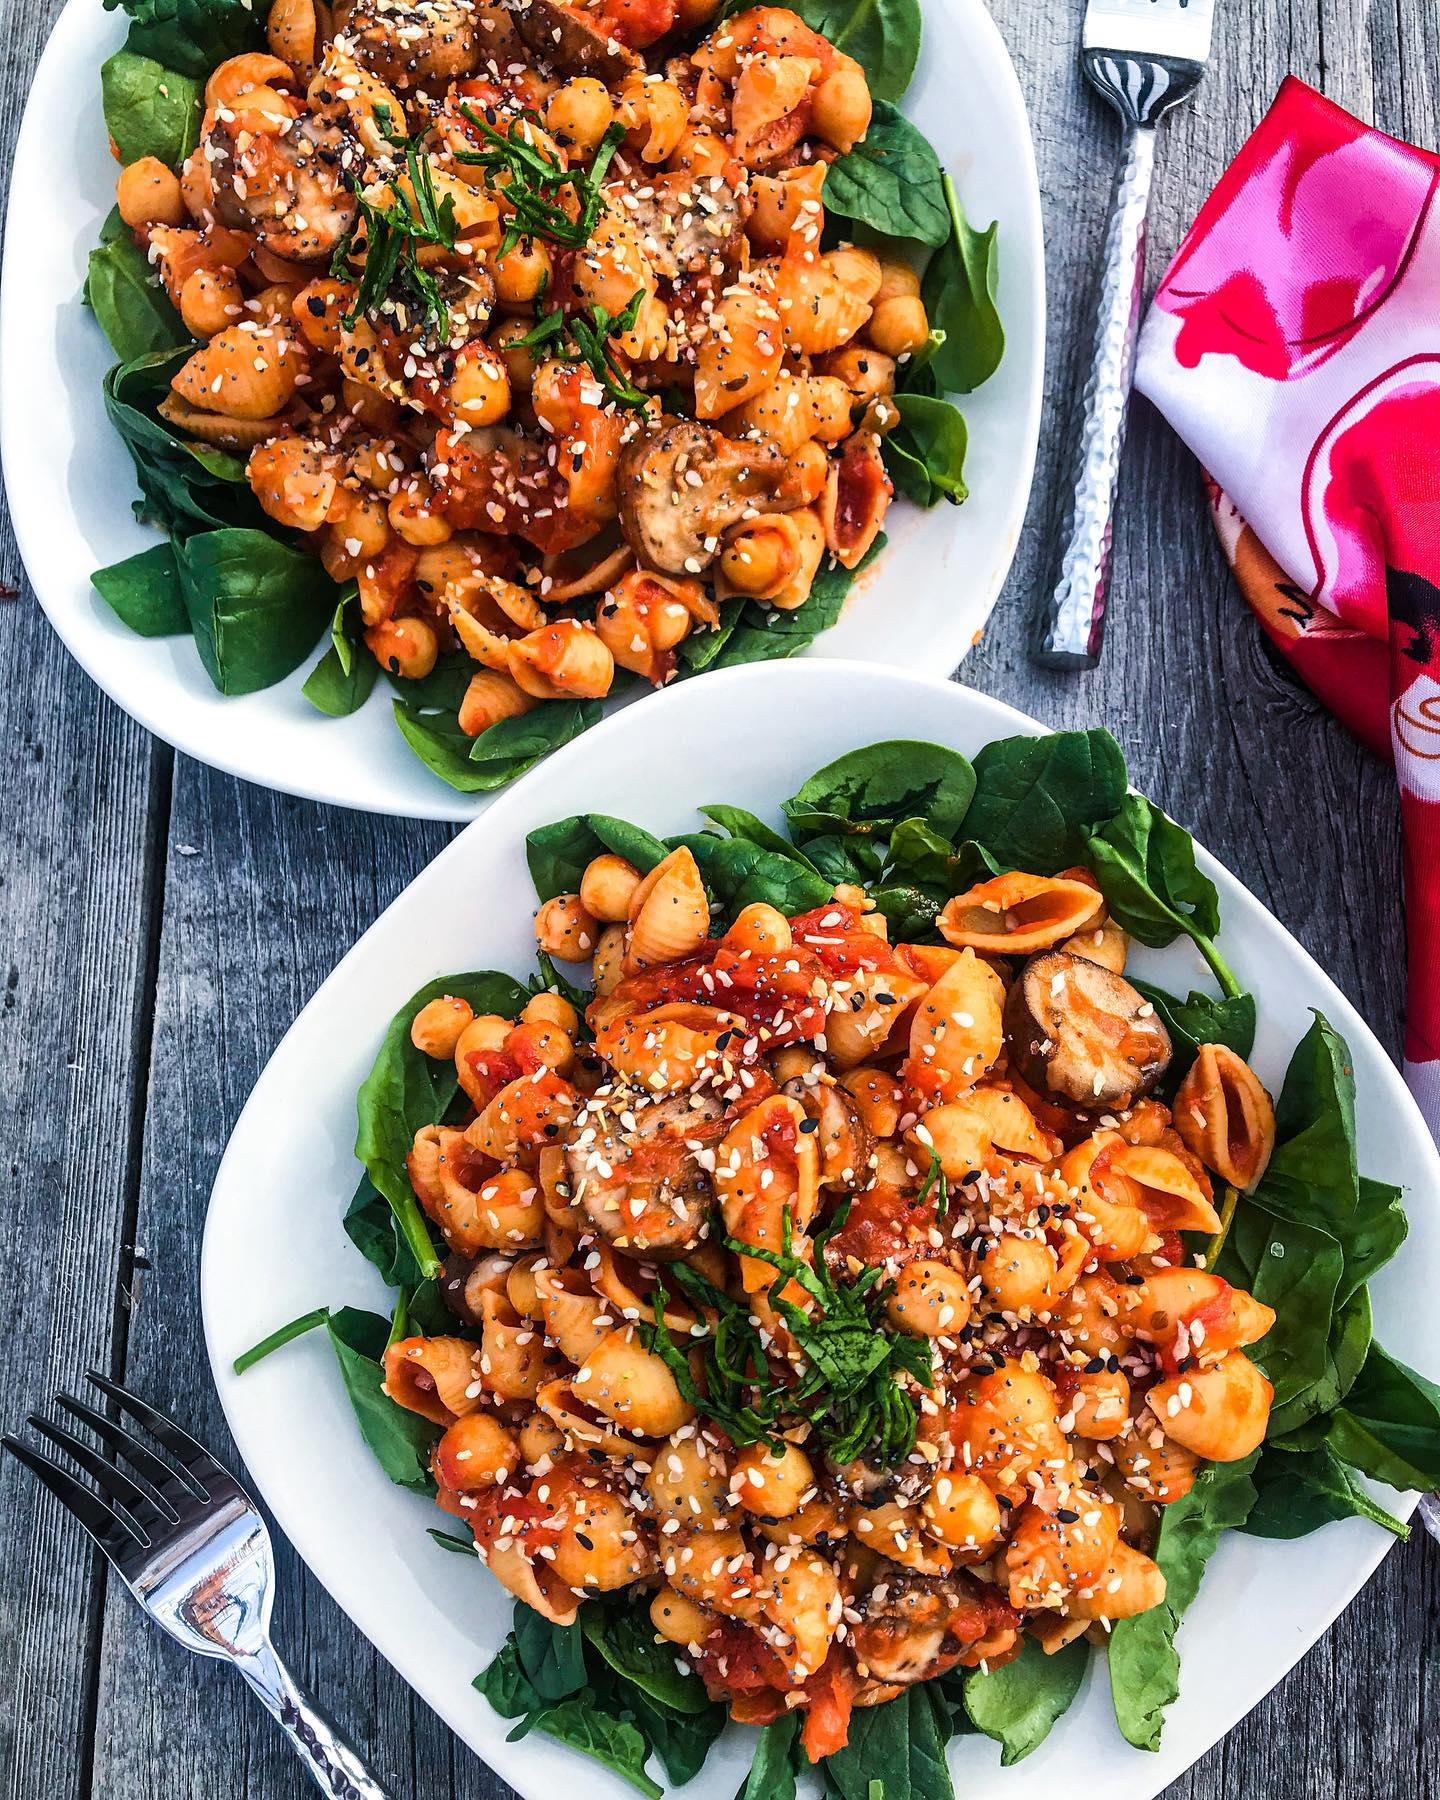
[[1060, 1363, 1132, 1441], [179, 153, 213, 222], [505, 1017, 574, 1073], [455, 1013, 511, 1068], [886, 1259, 971, 1337], [673, 0, 722, 28], [544, 77, 615, 154], [519, 1412, 566, 1464], [490, 316, 540, 392], [410, 994, 476, 1058], [117, 156, 186, 228], [821, 343, 896, 411], [807, 376, 854, 444], [592, 922, 626, 995], [875, 259, 921, 305], [292, 276, 352, 353], [432, 1412, 517, 1491], [922, 1471, 1001, 1552], [494, 236, 553, 307], [790, 439, 829, 505], [388, 475, 452, 547], [535, 894, 599, 962], [731, 1440, 815, 1520], [179, 266, 243, 337], [868, 295, 931, 359], [719, 521, 793, 596], [977, 1233, 1058, 1316], [365, 616, 438, 680], [723, 902, 792, 954], [342, 375, 400, 432], [580, 853, 641, 923], [448, 344, 510, 425], [522, 991, 580, 1034], [330, 488, 390, 560], [651, 1584, 712, 1649], [810, 60, 872, 153]]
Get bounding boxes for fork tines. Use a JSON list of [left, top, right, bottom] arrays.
[[1082, 0, 1215, 64]]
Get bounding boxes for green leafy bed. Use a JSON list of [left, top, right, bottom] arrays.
[[239, 728, 1440, 1795], [87, 0, 1003, 792]]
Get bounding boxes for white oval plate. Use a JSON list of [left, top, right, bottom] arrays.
[[0, 0, 1043, 822], [203, 660, 1438, 1800]]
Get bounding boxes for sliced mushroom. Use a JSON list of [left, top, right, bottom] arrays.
[[207, 112, 357, 263], [850, 1565, 1008, 1685], [565, 1090, 725, 1257], [1004, 950, 1172, 1112], [336, 0, 482, 87], [438, 1251, 512, 1325], [622, 172, 745, 282], [782, 1077, 873, 1189], [618, 420, 800, 575], [511, 0, 640, 78]]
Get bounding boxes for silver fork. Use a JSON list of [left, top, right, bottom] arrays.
[[4, 1372, 388, 1799], [1034, 0, 1217, 668]]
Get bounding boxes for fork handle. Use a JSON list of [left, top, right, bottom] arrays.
[[1035, 120, 1157, 668], [237, 1640, 390, 1799]]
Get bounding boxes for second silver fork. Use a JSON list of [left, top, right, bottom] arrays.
[[1035, 0, 1217, 669], [4, 1372, 388, 1799]]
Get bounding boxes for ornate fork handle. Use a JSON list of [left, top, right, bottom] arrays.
[[1036, 52, 1204, 668], [238, 1640, 391, 1799]]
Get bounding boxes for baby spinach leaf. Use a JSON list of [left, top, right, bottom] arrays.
[[393, 697, 601, 793], [1323, 1342, 1440, 1491], [882, 393, 969, 507], [1242, 1214, 1345, 1422], [625, 1687, 726, 1785], [700, 804, 819, 865], [104, 0, 267, 77], [85, 234, 189, 363], [474, 1639, 544, 1718], [920, 175, 1004, 394], [962, 728, 1127, 874], [509, 1694, 662, 1800], [102, 349, 259, 537], [526, 813, 670, 902], [1128, 980, 1257, 1090], [101, 48, 202, 165], [92, 540, 188, 636], [354, 970, 533, 1278], [1259, 1012, 1359, 1227], [1245, 1444, 1407, 1541], [515, 1606, 588, 1701], [175, 528, 337, 695], [824, 1685, 953, 1800], [385, 648, 475, 712], [342, 1172, 429, 1291], [1267, 1287, 1371, 1439], [737, 1713, 802, 1800], [1087, 794, 1239, 997], [1336, 1177, 1408, 1307], [785, 740, 976, 843], [788, 0, 922, 101], [325, 1306, 439, 1491], [1108, 1453, 1258, 1751], [303, 590, 378, 717], [704, 538, 881, 669], [964, 1636, 1088, 1765], [581, 1604, 711, 1714], [823, 101, 949, 247], [672, 830, 833, 919]]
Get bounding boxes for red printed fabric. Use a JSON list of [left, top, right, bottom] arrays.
[[1135, 76, 1440, 1131]]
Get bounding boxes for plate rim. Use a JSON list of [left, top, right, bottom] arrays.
[[0, 0, 1046, 821], [200, 658, 1433, 1800]]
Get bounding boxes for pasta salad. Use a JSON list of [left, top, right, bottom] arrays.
[[239, 730, 1440, 1794], [87, 0, 1000, 791]]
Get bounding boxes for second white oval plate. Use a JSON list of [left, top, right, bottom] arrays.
[[0, 0, 1043, 821], [203, 661, 1437, 1800]]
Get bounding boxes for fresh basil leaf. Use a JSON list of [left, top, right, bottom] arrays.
[[515, 1605, 588, 1702], [882, 393, 968, 507], [581, 1604, 710, 1714], [1323, 1342, 1440, 1491], [342, 1171, 429, 1290], [1087, 794, 1238, 996], [101, 48, 202, 165], [787, 0, 921, 101], [964, 1636, 1088, 1766], [962, 728, 1127, 874], [1128, 980, 1257, 1092], [84, 234, 189, 363], [526, 813, 670, 903], [823, 101, 949, 246], [303, 590, 377, 716], [510, 1694, 662, 1800], [919, 174, 1004, 393], [671, 830, 833, 919], [104, 0, 267, 77], [175, 528, 337, 695], [1108, 1453, 1259, 1752], [92, 540, 188, 636], [785, 740, 975, 843], [824, 1686, 953, 1800], [1259, 1012, 1359, 1227], [354, 970, 533, 1278], [736, 1713, 801, 1800], [1245, 1443, 1407, 1541], [325, 1306, 439, 1491]]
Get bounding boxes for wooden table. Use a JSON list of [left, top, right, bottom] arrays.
[[1, 0, 1437, 1794]]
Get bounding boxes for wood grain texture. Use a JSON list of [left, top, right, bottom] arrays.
[[0, 0, 1437, 1793]]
